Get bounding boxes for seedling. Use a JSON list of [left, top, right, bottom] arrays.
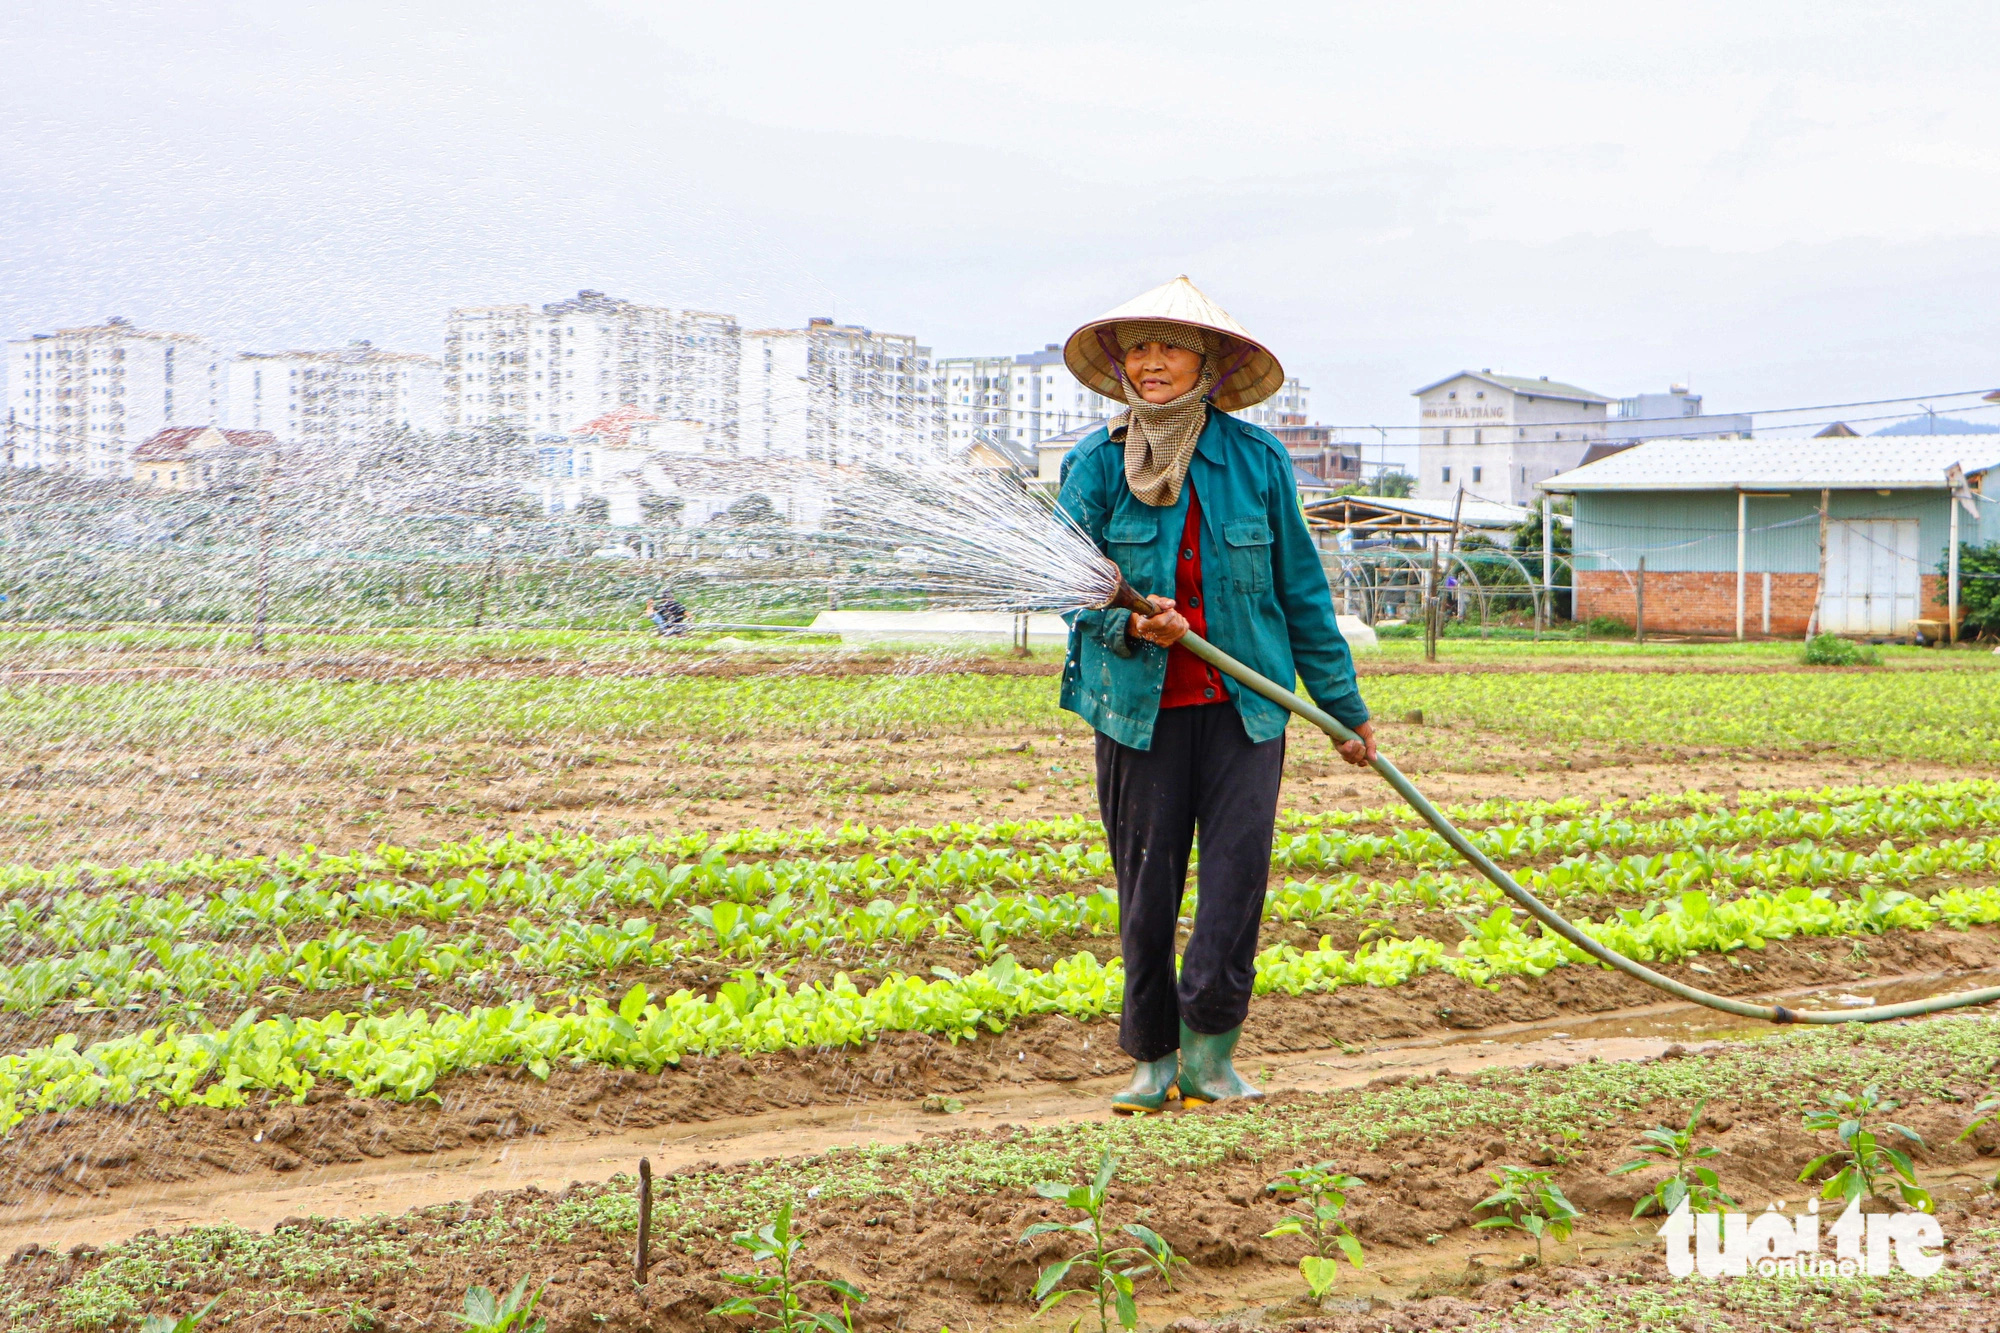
[[1956, 1089, 2000, 1184], [140, 1298, 220, 1333], [1798, 1086, 1932, 1212], [709, 1200, 866, 1333], [452, 1277, 545, 1333], [1473, 1165, 1582, 1265], [1019, 1150, 1184, 1333], [1262, 1162, 1365, 1301], [1611, 1099, 1739, 1218]]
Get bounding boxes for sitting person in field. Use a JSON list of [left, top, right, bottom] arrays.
[[646, 593, 689, 636], [1053, 276, 1376, 1113]]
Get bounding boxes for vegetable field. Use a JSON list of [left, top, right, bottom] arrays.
[[3, 779, 1999, 1129], [4, 662, 1999, 757], [3, 645, 1999, 1332]]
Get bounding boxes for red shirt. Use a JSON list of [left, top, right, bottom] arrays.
[[1160, 485, 1230, 709]]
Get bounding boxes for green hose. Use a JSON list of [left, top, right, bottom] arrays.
[[1175, 628, 2000, 1025]]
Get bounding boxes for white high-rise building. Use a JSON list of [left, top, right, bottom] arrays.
[[1234, 377, 1311, 431], [935, 345, 1309, 450], [228, 342, 441, 448], [936, 353, 1021, 447], [6, 317, 223, 477], [739, 319, 943, 465], [443, 290, 739, 446], [936, 345, 1124, 449]]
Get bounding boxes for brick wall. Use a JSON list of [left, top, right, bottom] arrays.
[[1575, 570, 1956, 637], [1575, 570, 1817, 636]]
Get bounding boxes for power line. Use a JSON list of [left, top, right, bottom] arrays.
[[1309, 385, 2000, 434], [8, 383, 2000, 452]]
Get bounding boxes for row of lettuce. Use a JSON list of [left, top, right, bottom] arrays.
[[4, 790, 1999, 960], [7, 876, 2000, 1129], [5, 834, 1999, 1014], [4, 779, 1996, 899]]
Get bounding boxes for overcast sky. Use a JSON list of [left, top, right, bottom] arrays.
[[5, 0, 1999, 458]]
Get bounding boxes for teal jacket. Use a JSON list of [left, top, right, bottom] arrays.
[[1056, 409, 1370, 750]]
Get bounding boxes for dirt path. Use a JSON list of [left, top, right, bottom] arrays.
[[4, 964, 1991, 1257]]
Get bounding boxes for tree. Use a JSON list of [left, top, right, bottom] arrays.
[[1511, 497, 1573, 621], [640, 494, 685, 526], [1370, 471, 1415, 498], [723, 493, 781, 527], [1940, 540, 2000, 637]]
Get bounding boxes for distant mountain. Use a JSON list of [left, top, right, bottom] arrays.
[[1870, 415, 2000, 435]]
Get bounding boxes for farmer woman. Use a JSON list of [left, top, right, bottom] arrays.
[[1055, 276, 1376, 1113]]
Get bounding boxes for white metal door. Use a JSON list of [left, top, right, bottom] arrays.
[[1823, 519, 1920, 635]]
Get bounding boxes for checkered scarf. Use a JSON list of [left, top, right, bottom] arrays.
[[1114, 321, 1218, 507]]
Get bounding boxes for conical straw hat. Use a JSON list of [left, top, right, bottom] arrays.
[[1062, 275, 1285, 414]]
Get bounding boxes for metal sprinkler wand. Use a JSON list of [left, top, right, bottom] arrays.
[[1093, 570, 2000, 1027]]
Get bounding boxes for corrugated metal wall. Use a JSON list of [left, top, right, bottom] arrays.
[[1571, 489, 1973, 574]]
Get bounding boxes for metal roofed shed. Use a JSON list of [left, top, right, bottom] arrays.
[[1303, 493, 1555, 542], [1541, 435, 2000, 641], [1542, 436, 2000, 493]]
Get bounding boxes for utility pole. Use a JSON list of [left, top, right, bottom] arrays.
[[1735, 490, 1747, 642], [1949, 494, 1960, 646], [1947, 461, 1978, 646], [1808, 488, 1830, 638], [252, 456, 271, 653], [1422, 544, 1442, 663], [1540, 494, 1555, 637]]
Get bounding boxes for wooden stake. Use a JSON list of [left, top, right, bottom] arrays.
[[636, 1157, 653, 1287], [1635, 557, 1646, 645]]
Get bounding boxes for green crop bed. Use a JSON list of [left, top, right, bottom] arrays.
[[1356, 669, 2000, 764], [0, 780, 1995, 1126], [3, 663, 1996, 757]]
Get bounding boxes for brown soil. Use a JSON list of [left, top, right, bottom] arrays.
[[0, 651, 1062, 687], [0, 713, 1973, 868], [12, 1045, 2000, 1332], [6, 924, 1992, 1220]]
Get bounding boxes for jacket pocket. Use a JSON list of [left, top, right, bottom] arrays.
[[1223, 517, 1274, 595], [1104, 513, 1158, 586]]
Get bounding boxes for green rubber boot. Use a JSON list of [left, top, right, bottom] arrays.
[[1110, 1053, 1180, 1115], [1176, 1021, 1263, 1105]]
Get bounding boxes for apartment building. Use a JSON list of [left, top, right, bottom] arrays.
[[936, 345, 1309, 448], [1412, 369, 1613, 504], [1236, 377, 1311, 431], [228, 342, 441, 448], [740, 319, 944, 465], [936, 345, 1124, 449], [443, 291, 739, 446], [935, 353, 1018, 447], [6, 317, 223, 477]]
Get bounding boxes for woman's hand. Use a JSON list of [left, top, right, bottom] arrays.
[[1127, 597, 1189, 648], [1336, 720, 1377, 768]]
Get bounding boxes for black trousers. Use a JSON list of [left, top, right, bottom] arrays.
[[1095, 703, 1285, 1062]]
